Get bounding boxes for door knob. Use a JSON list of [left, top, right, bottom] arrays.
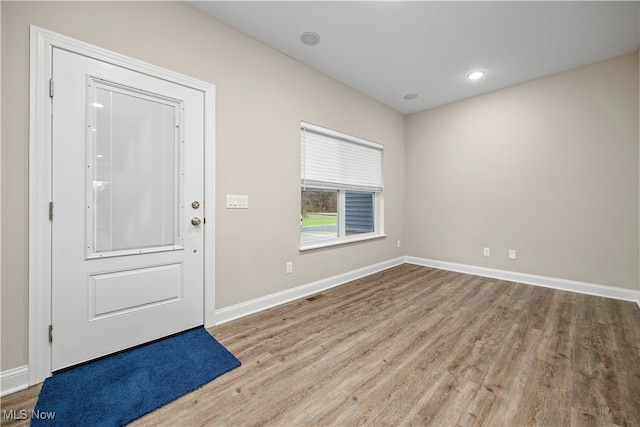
[[191, 217, 202, 226]]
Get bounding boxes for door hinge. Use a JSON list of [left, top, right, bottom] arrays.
[[49, 202, 54, 221], [48, 325, 53, 343], [49, 78, 54, 98]]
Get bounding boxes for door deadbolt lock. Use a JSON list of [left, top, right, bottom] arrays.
[[191, 201, 200, 209], [191, 217, 202, 226]]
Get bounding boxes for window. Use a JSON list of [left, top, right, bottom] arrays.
[[300, 122, 383, 249]]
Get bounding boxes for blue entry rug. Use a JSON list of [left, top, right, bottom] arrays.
[[32, 327, 241, 426]]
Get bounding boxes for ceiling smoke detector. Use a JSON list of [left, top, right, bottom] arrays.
[[300, 32, 321, 46]]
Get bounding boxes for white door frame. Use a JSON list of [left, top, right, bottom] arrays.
[[28, 26, 216, 385]]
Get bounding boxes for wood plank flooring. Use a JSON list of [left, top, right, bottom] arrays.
[[2, 264, 639, 426]]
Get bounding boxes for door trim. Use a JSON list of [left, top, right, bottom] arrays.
[[28, 26, 216, 385]]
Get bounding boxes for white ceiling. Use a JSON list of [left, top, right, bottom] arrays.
[[187, 1, 640, 115]]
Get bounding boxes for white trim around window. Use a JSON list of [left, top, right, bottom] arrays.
[[300, 122, 384, 250]]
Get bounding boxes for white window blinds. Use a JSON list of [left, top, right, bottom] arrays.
[[300, 122, 383, 192]]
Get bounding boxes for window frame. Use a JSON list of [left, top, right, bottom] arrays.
[[299, 123, 385, 251]]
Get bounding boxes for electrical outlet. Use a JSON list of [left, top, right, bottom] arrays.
[[397, 240, 401, 248], [483, 247, 491, 257], [509, 250, 517, 260], [286, 261, 293, 274]]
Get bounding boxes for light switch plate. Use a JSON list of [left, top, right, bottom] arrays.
[[226, 194, 249, 209]]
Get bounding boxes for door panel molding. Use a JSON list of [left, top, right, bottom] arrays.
[[28, 26, 216, 385], [88, 263, 184, 321]]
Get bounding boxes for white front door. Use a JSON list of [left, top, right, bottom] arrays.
[[51, 47, 205, 370]]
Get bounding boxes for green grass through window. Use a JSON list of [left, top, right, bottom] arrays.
[[302, 214, 337, 227]]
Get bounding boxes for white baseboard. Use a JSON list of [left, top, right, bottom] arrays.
[[214, 257, 406, 325], [215, 255, 639, 326], [5, 255, 635, 397], [406, 256, 640, 307], [1, 365, 29, 397]]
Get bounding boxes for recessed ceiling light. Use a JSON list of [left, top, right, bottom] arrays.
[[467, 70, 486, 80], [404, 93, 418, 100], [300, 32, 321, 46]]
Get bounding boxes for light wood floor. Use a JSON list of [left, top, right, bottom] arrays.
[[2, 264, 639, 426]]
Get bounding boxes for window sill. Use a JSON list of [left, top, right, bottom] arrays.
[[299, 233, 386, 252]]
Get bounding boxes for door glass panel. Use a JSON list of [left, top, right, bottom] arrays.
[[88, 80, 182, 256]]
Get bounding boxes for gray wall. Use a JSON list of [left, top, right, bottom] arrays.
[[0, 1, 406, 371], [405, 52, 639, 290], [1, 1, 638, 376]]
